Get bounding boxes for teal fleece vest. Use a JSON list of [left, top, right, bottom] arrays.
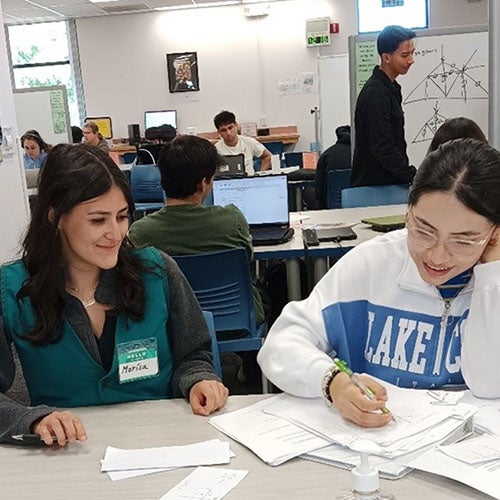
[[0, 247, 173, 407]]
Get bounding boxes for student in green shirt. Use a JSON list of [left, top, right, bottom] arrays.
[[129, 135, 265, 326]]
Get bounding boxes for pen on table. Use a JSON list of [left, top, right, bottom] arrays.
[[12, 433, 81, 445], [333, 358, 396, 421], [11, 434, 47, 446]]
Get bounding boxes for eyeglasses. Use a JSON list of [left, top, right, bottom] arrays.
[[406, 212, 496, 256]]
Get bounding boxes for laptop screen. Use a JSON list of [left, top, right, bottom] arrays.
[[213, 175, 289, 226]]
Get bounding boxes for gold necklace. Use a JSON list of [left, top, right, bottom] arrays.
[[66, 284, 98, 308], [81, 297, 96, 308], [66, 284, 98, 293]]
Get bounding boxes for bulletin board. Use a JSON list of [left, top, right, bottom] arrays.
[[14, 85, 71, 145]]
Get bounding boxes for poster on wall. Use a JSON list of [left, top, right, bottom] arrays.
[[166, 52, 199, 93]]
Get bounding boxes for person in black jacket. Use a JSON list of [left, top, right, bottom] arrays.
[[351, 25, 417, 187], [315, 125, 352, 209]]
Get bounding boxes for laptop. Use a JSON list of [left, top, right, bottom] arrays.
[[212, 175, 294, 245], [215, 154, 246, 178], [25, 168, 41, 189]]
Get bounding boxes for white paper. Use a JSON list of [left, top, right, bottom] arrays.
[[462, 392, 500, 435], [407, 445, 500, 499], [438, 434, 500, 465], [101, 439, 231, 472], [159, 467, 248, 500], [209, 396, 330, 466], [106, 465, 174, 481], [264, 386, 476, 458]]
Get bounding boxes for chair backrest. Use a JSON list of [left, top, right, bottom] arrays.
[[265, 141, 284, 156], [201, 310, 222, 378], [130, 164, 164, 203], [326, 169, 352, 209], [341, 184, 410, 208], [173, 248, 257, 337], [284, 151, 303, 168], [136, 143, 162, 164]]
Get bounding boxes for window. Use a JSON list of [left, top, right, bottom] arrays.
[[357, 0, 429, 34], [6, 20, 84, 126]]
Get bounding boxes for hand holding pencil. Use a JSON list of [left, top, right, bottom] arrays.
[[326, 358, 394, 428]]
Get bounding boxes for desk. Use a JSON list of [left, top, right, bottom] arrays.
[[254, 205, 407, 301], [0, 395, 488, 499]]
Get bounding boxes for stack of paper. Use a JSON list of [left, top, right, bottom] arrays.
[[209, 397, 331, 466], [100, 439, 232, 480], [210, 383, 476, 474], [264, 388, 476, 459], [406, 435, 500, 499]]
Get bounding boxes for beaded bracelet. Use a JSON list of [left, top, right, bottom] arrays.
[[321, 365, 342, 406]]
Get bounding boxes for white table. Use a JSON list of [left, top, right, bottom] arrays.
[[0, 395, 489, 499], [254, 205, 407, 300]]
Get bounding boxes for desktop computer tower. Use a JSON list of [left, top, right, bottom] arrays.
[[128, 124, 141, 145]]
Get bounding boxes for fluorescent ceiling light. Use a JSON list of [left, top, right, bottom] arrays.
[[155, 1, 238, 10]]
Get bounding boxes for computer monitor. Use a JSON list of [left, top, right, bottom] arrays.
[[144, 110, 177, 131]]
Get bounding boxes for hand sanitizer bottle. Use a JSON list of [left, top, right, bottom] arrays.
[[337, 440, 395, 500]]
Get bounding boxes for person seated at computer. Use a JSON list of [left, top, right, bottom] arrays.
[[129, 134, 265, 328], [21, 130, 51, 170], [0, 143, 228, 447], [258, 138, 500, 427], [214, 110, 271, 175], [82, 121, 110, 153], [314, 125, 352, 209], [428, 117, 487, 153], [129, 135, 267, 385]]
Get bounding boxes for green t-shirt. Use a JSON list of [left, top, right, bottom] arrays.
[[129, 204, 265, 324]]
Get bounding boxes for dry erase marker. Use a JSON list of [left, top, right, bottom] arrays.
[[333, 358, 395, 421]]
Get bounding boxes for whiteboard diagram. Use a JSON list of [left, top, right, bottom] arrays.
[[398, 29, 488, 166], [411, 102, 447, 143], [404, 46, 488, 105]]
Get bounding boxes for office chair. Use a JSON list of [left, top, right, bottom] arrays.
[[173, 248, 268, 392], [326, 169, 352, 209], [202, 310, 222, 378], [264, 141, 284, 156], [172, 248, 267, 348], [283, 151, 303, 168], [129, 164, 165, 218], [341, 184, 410, 208]]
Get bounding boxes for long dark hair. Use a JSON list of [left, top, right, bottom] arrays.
[[20, 129, 52, 153], [428, 117, 487, 153], [409, 138, 500, 225], [18, 143, 147, 344]]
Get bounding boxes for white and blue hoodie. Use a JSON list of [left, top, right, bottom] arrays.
[[258, 229, 500, 400]]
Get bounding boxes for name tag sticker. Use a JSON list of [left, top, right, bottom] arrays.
[[117, 338, 159, 384]]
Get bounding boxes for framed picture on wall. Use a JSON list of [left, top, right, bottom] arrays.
[[166, 52, 199, 93]]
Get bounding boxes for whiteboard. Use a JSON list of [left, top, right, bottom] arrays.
[[13, 86, 71, 145], [318, 55, 350, 152], [349, 25, 488, 167]]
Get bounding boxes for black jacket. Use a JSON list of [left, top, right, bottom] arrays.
[[351, 66, 416, 187], [315, 125, 351, 209]]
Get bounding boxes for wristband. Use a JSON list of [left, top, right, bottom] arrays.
[[321, 365, 341, 406]]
